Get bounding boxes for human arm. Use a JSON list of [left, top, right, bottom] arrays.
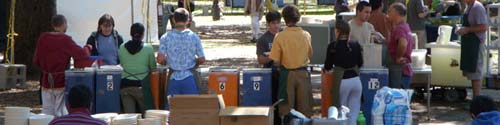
[[255, 37, 273, 65], [417, 0, 428, 18], [149, 47, 157, 70], [195, 35, 206, 65], [269, 36, 282, 67], [456, 24, 487, 35], [396, 38, 408, 64], [157, 53, 167, 65], [322, 43, 335, 73], [66, 38, 93, 68], [157, 35, 168, 65]]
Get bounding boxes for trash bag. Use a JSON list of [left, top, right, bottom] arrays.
[[372, 87, 413, 125]]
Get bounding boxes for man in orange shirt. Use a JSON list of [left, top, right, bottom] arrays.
[[269, 5, 313, 118]]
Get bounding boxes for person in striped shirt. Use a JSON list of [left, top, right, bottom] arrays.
[[49, 85, 106, 125]]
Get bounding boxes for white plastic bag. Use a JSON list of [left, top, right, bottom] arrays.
[[372, 87, 413, 125]]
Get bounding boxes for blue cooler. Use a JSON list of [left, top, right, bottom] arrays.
[[65, 68, 96, 113], [95, 66, 122, 113], [241, 68, 272, 106], [360, 68, 389, 125]]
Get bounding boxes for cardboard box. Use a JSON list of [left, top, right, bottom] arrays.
[[169, 94, 225, 109], [170, 109, 220, 125], [169, 94, 225, 125], [311, 118, 348, 125], [219, 107, 273, 125]]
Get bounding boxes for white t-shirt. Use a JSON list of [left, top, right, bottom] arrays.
[[349, 20, 375, 45]]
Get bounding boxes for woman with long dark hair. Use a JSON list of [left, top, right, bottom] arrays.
[[322, 19, 363, 125]]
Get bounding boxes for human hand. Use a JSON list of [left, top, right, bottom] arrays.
[[397, 58, 407, 64], [456, 27, 469, 35], [84, 45, 92, 55]]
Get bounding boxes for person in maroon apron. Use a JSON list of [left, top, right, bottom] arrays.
[[455, 0, 487, 96], [33, 15, 93, 117]]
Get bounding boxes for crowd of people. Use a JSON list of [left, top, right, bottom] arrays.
[[29, 0, 497, 124], [34, 7, 205, 124]]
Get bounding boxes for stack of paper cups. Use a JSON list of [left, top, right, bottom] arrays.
[[145, 110, 169, 125], [111, 114, 141, 125], [4, 107, 31, 125], [138, 118, 162, 125], [29, 114, 55, 125], [92, 113, 118, 124]]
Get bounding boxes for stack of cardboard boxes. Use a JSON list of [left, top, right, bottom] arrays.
[[169, 94, 274, 125]]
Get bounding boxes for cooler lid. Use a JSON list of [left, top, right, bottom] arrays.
[[219, 107, 270, 116], [97, 65, 123, 74], [425, 42, 461, 49], [242, 68, 271, 73], [360, 67, 388, 72], [65, 68, 95, 73], [209, 68, 239, 73], [98, 65, 122, 70]]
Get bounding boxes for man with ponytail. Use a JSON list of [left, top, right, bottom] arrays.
[[157, 8, 205, 109], [118, 23, 157, 113]]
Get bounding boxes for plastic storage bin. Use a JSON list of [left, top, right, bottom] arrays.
[[241, 68, 272, 106], [208, 68, 239, 106]]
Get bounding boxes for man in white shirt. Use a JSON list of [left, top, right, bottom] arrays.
[[245, 0, 263, 42], [349, 1, 383, 44]]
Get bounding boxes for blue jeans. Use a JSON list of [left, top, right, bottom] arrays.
[[165, 76, 200, 109], [401, 76, 412, 89]]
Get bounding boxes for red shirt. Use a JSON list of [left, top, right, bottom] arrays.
[[33, 32, 93, 88], [388, 23, 414, 76], [49, 108, 107, 125]]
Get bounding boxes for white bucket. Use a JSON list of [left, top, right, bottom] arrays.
[[411, 33, 418, 49], [362, 44, 383, 68], [437, 25, 453, 44], [5, 107, 31, 117], [5, 118, 29, 125], [29, 114, 55, 125], [5, 106, 31, 125], [411, 49, 427, 69]]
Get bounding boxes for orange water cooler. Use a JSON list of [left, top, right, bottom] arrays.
[[150, 66, 169, 109], [321, 71, 334, 117], [208, 68, 239, 106]]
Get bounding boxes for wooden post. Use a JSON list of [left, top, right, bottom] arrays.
[[303, 0, 306, 15]]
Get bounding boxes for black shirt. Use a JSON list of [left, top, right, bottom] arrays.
[[256, 31, 276, 68], [324, 40, 363, 79]]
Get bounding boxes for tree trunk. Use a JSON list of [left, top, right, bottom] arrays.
[[6, 0, 56, 80], [0, 0, 7, 55]]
